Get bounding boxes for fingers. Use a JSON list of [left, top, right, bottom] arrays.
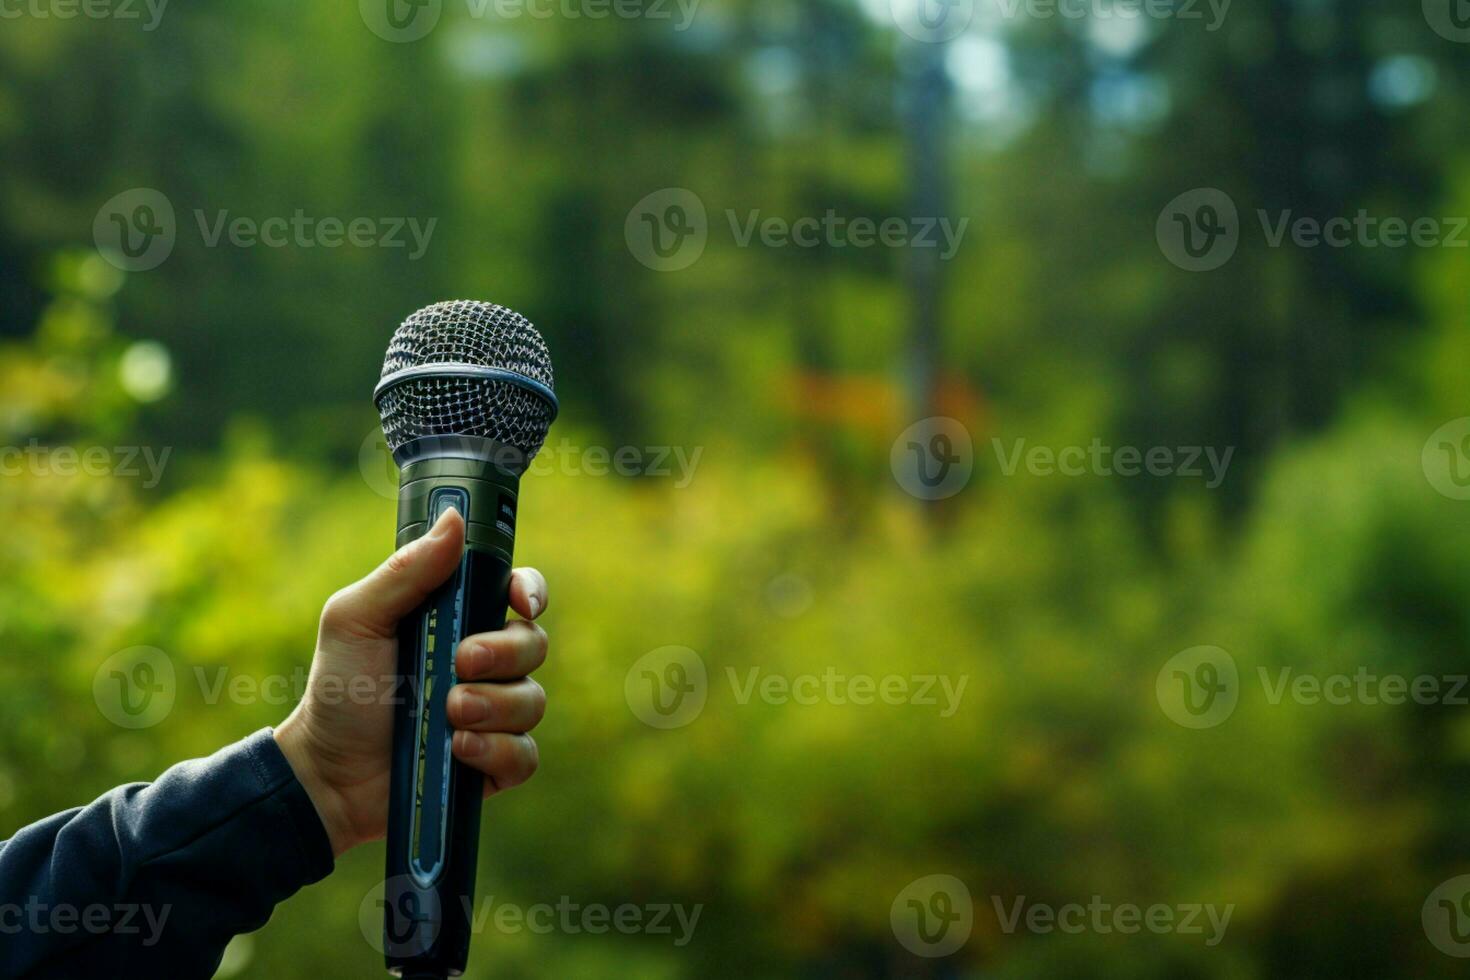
[[508, 567, 548, 621], [320, 508, 465, 640], [450, 567, 549, 798], [452, 731, 539, 795], [456, 621, 548, 680], [447, 678, 546, 733]]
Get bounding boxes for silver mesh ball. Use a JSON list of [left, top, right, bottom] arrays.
[[376, 300, 557, 468]]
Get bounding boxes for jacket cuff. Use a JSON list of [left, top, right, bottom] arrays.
[[241, 728, 335, 887]]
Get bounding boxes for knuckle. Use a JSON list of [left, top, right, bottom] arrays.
[[447, 686, 469, 722], [320, 588, 354, 628], [486, 640, 512, 676], [455, 640, 479, 676], [383, 545, 416, 577]]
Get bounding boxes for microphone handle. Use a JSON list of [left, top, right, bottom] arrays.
[[384, 449, 521, 978]]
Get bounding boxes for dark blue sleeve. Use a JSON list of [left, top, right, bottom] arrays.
[[0, 729, 335, 979]]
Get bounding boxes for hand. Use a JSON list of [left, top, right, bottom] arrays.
[[274, 508, 549, 857]]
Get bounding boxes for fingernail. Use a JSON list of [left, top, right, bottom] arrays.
[[527, 594, 542, 619], [458, 731, 484, 756], [456, 689, 488, 725]]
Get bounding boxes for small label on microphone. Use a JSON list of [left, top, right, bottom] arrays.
[[496, 493, 517, 539]]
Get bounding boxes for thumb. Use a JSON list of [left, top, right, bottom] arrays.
[[321, 507, 465, 640]]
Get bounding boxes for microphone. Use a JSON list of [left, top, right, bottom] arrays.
[[373, 300, 557, 979]]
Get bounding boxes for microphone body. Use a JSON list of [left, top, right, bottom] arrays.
[[372, 300, 557, 979], [383, 436, 525, 977]]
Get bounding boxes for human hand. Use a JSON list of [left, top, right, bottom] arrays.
[[274, 508, 548, 857]]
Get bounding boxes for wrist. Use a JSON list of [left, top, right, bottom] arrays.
[[274, 714, 356, 858]]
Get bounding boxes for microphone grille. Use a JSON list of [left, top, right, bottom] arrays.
[[376, 300, 557, 468]]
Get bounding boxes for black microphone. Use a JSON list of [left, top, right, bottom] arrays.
[[373, 300, 557, 979]]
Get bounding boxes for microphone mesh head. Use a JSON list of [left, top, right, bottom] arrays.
[[376, 300, 556, 469]]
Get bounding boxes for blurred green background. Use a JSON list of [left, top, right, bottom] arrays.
[[6, 0, 1470, 976]]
